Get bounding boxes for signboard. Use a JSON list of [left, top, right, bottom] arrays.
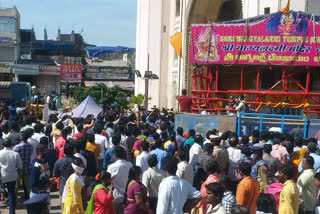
[[190, 11, 320, 66], [85, 66, 131, 80], [0, 37, 13, 45], [39, 65, 60, 75], [60, 64, 82, 82]]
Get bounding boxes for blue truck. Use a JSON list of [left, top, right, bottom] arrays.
[[0, 81, 32, 106]]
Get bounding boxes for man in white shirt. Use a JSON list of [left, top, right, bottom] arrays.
[[227, 135, 242, 181], [297, 156, 317, 212], [107, 146, 133, 214], [189, 134, 203, 164], [157, 156, 201, 214], [176, 149, 194, 185], [142, 154, 166, 213], [94, 125, 109, 172], [30, 123, 46, 160], [0, 138, 23, 214], [136, 141, 150, 172]]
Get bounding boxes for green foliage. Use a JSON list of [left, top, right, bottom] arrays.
[[72, 84, 129, 109], [128, 94, 152, 109], [73, 86, 89, 103]]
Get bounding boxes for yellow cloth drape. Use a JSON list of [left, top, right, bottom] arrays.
[[170, 32, 183, 58], [280, 0, 291, 13]]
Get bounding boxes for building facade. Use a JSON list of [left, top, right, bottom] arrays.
[[135, 0, 320, 110], [0, 7, 20, 81]]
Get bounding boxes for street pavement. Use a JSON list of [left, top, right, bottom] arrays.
[[0, 190, 61, 214]]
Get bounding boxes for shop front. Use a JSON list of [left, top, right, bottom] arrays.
[[38, 65, 61, 95]]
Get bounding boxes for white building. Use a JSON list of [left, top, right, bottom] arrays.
[[135, 0, 319, 110], [242, 0, 320, 18]]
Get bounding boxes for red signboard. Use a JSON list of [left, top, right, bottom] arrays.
[[60, 64, 82, 82]]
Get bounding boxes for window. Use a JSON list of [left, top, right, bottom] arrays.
[[264, 7, 270, 15], [0, 17, 16, 33], [175, 0, 180, 17]]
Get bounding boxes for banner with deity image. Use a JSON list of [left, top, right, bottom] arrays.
[[190, 11, 320, 66]]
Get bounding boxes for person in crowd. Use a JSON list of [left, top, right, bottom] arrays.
[[150, 139, 168, 171], [230, 206, 250, 214], [136, 140, 150, 173], [8, 122, 21, 146], [107, 146, 133, 214], [0, 138, 22, 214], [271, 137, 288, 165], [94, 124, 109, 172], [291, 137, 307, 180], [86, 133, 102, 168], [124, 166, 153, 214], [256, 193, 277, 214], [30, 123, 45, 159], [263, 144, 281, 183], [52, 142, 75, 212], [198, 143, 213, 169], [236, 162, 260, 214], [197, 159, 221, 213], [86, 171, 115, 214], [176, 149, 194, 185], [212, 135, 229, 175], [176, 89, 192, 112], [62, 158, 85, 214], [21, 116, 34, 132], [314, 172, 320, 208], [189, 134, 203, 165], [227, 134, 242, 181], [277, 164, 299, 214], [142, 154, 165, 213], [184, 129, 196, 146], [218, 175, 237, 213], [13, 129, 33, 199], [205, 182, 226, 214], [103, 133, 122, 170], [56, 127, 71, 159], [299, 142, 320, 173], [166, 134, 178, 156], [251, 147, 268, 192], [30, 144, 51, 197], [297, 156, 317, 213], [156, 156, 201, 214], [176, 127, 187, 148], [72, 123, 84, 140], [203, 130, 213, 145]]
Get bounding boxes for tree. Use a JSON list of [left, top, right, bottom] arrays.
[[73, 86, 88, 103]]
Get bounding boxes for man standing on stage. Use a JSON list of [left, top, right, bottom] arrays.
[[176, 89, 192, 112]]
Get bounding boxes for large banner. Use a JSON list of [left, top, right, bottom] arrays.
[[190, 11, 320, 66], [60, 64, 82, 82]]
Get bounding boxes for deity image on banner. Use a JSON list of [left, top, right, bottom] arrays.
[[195, 28, 219, 61], [267, 11, 308, 35]]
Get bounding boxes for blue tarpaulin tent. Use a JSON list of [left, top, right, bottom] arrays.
[[86, 46, 135, 58]]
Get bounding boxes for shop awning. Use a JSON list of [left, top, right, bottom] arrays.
[[13, 64, 39, 75], [84, 80, 134, 89]]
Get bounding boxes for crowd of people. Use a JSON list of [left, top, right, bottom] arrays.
[[0, 100, 319, 214]]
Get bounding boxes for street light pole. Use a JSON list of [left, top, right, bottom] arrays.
[[144, 54, 149, 111]]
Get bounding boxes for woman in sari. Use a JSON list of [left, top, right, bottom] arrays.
[[124, 166, 153, 214], [62, 158, 85, 214], [86, 171, 115, 214]]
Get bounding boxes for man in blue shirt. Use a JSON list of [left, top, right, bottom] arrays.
[[184, 129, 196, 146], [299, 142, 320, 173], [150, 139, 168, 170]]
